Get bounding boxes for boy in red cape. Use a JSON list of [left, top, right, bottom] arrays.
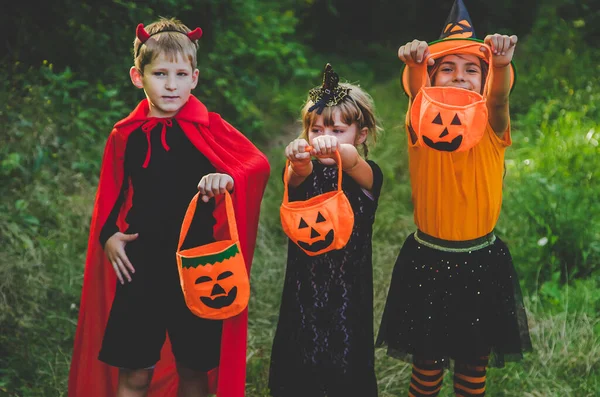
[[68, 17, 270, 396]]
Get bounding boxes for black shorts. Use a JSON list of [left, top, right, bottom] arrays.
[[98, 239, 222, 370]]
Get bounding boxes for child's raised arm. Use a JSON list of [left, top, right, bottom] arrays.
[[398, 39, 436, 99], [482, 33, 518, 136]]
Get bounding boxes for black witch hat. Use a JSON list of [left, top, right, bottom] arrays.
[[401, 0, 515, 95], [308, 63, 351, 114], [439, 0, 476, 39]]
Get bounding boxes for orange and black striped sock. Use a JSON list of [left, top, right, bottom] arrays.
[[408, 360, 444, 397], [453, 356, 489, 396]]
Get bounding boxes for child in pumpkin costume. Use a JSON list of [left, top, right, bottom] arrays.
[[68, 17, 270, 397], [377, 1, 532, 396], [269, 64, 383, 397]]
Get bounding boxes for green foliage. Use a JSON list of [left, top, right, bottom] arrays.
[[2, 0, 600, 395], [500, 110, 600, 284], [510, 2, 600, 119], [2, 0, 314, 139], [198, 0, 315, 138], [297, 0, 541, 54], [498, 5, 600, 286], [535, 276, 600, 316], [0, 61, 121, 395]]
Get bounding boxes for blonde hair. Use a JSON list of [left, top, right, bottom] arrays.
[[300, 83, 381, 158], [133, 17, 199, 73]]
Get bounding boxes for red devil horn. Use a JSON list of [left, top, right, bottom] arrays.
[[136, 23, 151, 43], [187, 27, 203, 41]]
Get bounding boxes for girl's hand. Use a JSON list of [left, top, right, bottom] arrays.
[[104, 232, 138, 284], [285, 139, 313, 184], [197, 173, 234, 203], [481, 33, 518, 68], [311, 136, 361, 169], [398, 39, 435, 67], [310, 135, 339, 158], [284, 138, 312, 164]]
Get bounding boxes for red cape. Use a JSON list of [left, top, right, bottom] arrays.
[[68, 96, 270, 396]]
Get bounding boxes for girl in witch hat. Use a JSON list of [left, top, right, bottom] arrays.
[[269, 64, 383, 397], [377, 1, 532, 396]]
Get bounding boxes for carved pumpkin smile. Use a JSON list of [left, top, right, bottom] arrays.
[[200, 287, 237, 308], [409, 43, 494, 153], [423, 134, 463, 151], [181, 244, 245, 315], [298, 229, 335, 252], [421, 112, 465, 152], [280, 150, 355, 256], [177, 191, 250, 320], [293, 212, 336, 253], [195, 270, 239, 309]]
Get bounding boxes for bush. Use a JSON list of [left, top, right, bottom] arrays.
[[2, 0, 314, 139], [0, 62, 126, 395], [497, 4, 600, 287]]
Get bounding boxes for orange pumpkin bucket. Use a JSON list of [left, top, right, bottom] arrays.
[[410, 42, 493, 152], [176, 190, 249, 320], [280, 148, 355, 256]]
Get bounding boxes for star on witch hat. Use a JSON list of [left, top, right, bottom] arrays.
[[401, 0, 516, 96]]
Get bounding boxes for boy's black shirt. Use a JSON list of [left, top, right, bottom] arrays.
[[100, 120, 216, 251]]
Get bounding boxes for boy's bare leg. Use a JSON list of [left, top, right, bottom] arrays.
[[176, 362, 210, 397], [117, 368, 154, 397]]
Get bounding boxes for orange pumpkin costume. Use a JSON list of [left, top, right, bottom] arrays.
[[68, 96, 270, 396], [408, 121, 510, 241]]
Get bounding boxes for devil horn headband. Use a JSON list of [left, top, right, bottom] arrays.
[[136, 23, 203, 44]]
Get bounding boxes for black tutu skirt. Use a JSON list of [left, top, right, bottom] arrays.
[[376, 233, 532, 367]]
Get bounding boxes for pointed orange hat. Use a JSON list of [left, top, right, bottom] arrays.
[[401, 0, 516, 96]]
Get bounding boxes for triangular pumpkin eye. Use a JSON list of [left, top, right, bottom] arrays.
[[432, 113, 443, 125], [316, 212, 326, 223], [298, 218, 308, 229], [451, 114, 461, 125]]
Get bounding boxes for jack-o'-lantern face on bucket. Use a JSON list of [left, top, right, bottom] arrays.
[[422, 111, 464, 151], [280, 150, 355, 257], [176, 191, 250, 320], [409, 43, 493, 153], [179, 243, 248, 318], [295, 211, 335, 253]]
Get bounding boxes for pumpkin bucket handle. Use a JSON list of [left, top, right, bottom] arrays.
[[282, 146, 343, 205], [177, 190, 238, 251], [422, 42, 494, 97]]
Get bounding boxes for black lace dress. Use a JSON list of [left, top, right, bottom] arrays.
[[269, 160, 383, 397]]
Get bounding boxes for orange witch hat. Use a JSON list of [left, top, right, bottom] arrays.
[[401, 0, 516, 96]]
